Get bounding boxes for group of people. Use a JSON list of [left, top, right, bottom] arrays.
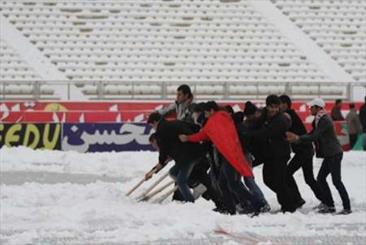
[[144, 84, 355, 216], [331, 98, 366, 149]]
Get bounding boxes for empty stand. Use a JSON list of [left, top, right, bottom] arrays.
[[0, 39, 40, 81], [0, 0, 330, 98], [271, 0, 366, 82], [0, 0, 364, 100], [0, 38, 58, 99]]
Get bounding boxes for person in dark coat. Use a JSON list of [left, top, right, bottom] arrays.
[[147, 132, 224, 207], [242, 101, 266, 167], [331, 99, 345, 121], [279, 95, 324, 206], [359, 96, 366, 150], [147, 112, 206, 202], [223, 104, 245, 125], [237, 101, 270, 212], [243, 95, 299, 213], [287, 98, 351, 215], [346, 103, 362, 148], [191, 102, 207, 127]]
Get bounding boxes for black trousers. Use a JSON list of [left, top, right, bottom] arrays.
[[263, 157, 297, 212], [287, 152, 324, 203], [317, 152, 351, 210], [208, 158, 237, 214], [349, 134, 358, 148]]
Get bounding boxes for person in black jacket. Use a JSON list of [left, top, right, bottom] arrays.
[[279, 95, 324, 206], [242, 101, 266, 167], [237, 101, 270, 212], [147, 112, 206, 202], [331, 99, 345, 121], [242, 95, 298, 213], [287, 98, 351, 215], [147, 132, 224, 208], [359, 96, 366, 150]]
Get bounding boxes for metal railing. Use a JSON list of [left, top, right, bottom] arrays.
[[0, 80, 365, 101]]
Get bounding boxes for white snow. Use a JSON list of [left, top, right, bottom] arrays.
[[1, 147, 366, 244]]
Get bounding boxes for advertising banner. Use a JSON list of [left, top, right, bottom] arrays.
[[62, 123, 154, 153], [0, 121, 351, 152], [0, 123, 61, 150], [1, 101, 362, 124], [1, 101, 362, 112]]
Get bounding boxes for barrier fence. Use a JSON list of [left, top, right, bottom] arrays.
[[0, 123, 154, 152], [0, 100, 355, 152]]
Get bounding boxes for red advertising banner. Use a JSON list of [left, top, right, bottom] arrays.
[[0, 111, 128, 123], [0, 101, 362, 125], [0, 100, 357, 151], [0, 101, 171, 112], [0, 101, 362, 113]]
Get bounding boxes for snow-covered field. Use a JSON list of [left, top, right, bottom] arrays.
[[1, 147, 365, 245]]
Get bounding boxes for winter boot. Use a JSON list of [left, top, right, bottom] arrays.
[[318, 205, 336, 214], [259, 203, 271, 213], [295, 199, 306, 209], [212, 207, 235, 215], [313, 203, 327, 210], [337, 209, 352, 215]]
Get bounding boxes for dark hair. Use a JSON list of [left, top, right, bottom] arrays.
[[279, 94, 292, 108], [177, 84, 192, 98], [266, 94, 281, 106], [335, 99, 342, 105], [233, 111, 244, 124], [149, 133, 157, 142], [191, 102, 205, 113], [349, 103, 355, 109], [224, 105, 234, 114], [243, 101, 257, 116], [202, 101, 219, 112], [147, 112, 162, 124]]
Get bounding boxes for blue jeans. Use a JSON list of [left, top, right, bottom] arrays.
[[169, 159, 198, 202], [244, 177, 267, 207]]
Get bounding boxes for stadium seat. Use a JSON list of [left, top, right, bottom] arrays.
[[0, 0, 364, 100]]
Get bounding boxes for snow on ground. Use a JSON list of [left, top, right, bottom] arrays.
[[1, 147, 366, 245]]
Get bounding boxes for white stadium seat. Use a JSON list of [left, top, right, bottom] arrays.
[[0, 0, 364, 99], [271, 0, 366, 82]]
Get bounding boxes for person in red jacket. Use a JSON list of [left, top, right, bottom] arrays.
[[179, 101, 266, 214]]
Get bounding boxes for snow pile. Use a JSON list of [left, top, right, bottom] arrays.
[[1, 147, 365, 244]]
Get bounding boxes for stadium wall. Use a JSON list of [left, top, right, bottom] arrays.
[[0, 100, 356, 152]]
